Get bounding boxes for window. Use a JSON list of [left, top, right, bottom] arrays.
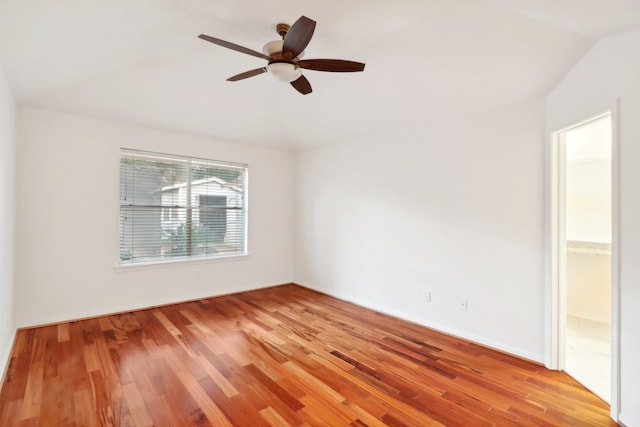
[[119, 149, 247, 265]]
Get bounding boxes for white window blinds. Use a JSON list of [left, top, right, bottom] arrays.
[[119, 149, 248, 265]]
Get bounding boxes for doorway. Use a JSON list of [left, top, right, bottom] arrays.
[[551, 113, 614, 404]]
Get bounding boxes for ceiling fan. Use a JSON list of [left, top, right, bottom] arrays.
[[198, 16, 365, 95]]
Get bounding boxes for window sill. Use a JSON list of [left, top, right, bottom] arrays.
[[114, 253, 250, 272]]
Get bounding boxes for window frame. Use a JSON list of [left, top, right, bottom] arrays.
[[118, 148, 248, 267]]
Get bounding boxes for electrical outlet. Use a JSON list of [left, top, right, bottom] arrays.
[[195, 271, 201, 280], [424, 291, 431, 302], [459, 299, 468, 311]]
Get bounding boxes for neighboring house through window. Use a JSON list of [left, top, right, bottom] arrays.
[[119, 149, 247, 265], [199, 195, 228, 243]]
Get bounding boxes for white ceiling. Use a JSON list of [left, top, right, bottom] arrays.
[[1, 0, 640, 150]]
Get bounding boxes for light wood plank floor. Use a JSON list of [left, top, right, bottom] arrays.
[[0, 284, 616, 426]]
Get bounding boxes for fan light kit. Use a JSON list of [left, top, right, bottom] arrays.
[[198, 16, 365, 95]]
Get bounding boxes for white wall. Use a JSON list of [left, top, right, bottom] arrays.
[[0, 66, 16, 379], [566, 252, 611, 322], [566, 159, 611, 243], [295, 101, 546, 362], [546, 30, 640, 426], [565, 157, 611, 323], [15, 108, 294, 327], [546, 30, 640, 130]]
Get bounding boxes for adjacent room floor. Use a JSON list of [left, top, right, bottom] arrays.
[[566, 315, 611, 403]]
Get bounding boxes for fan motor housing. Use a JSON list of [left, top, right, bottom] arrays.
[[263, 40, 305, 60], [263, 40, 284, 57]]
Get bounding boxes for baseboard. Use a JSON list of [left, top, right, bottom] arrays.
[[0, 327, 17, 389]]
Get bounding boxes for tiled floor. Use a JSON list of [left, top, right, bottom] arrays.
[[565, 315, 611, 403]]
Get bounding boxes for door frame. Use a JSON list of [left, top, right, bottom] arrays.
[[547, 105, 621, 420]]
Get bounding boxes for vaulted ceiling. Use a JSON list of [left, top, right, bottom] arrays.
[[2, 0, 640, 150]]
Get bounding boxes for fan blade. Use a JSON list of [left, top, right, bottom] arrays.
[[298, 59, 365, 73], [290, 75, 312, 95], [282, 16, 316, 60], [198, 34, 271, 60], [227, 67, 268, 81]]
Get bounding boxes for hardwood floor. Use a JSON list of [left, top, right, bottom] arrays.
[[0, 284, 616, 426]]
